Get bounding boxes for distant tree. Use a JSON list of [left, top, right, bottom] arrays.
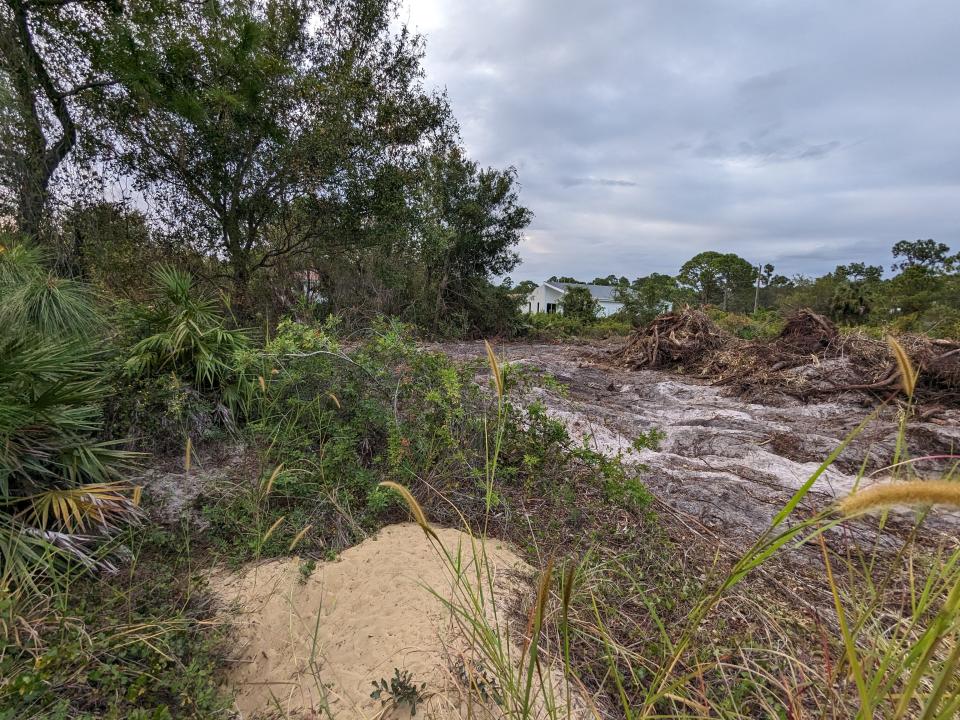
[[615, 273, 678, 324], [892, 239, 958, 273], [514, 279, 538, 296], [560, 286, 599, 320], [58, 201, 182, 298], [591, 274, 629, 286], [548, 275, 584, 283], [836, 262, 884, 284], [677, 251, 756, 311]]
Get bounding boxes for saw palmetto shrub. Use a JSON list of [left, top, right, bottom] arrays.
[[107, 266, 256, 450], [0, 241, 139, 594]]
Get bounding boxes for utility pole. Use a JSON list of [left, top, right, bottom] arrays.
[[753, 263, 762, 314]]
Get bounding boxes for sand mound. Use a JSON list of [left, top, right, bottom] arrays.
[[210, 523, 580, 719]]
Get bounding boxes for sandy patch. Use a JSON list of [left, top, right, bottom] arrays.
[[211, 523, 581, 719]]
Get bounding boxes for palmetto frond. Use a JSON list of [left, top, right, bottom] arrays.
[[0, 241, 136, 593], [0, 242, 100, 337], [125, 266, 251, 397], [20, 482, 143, 533], [0, 334, 135, 497], [0, 515, 117, 594]]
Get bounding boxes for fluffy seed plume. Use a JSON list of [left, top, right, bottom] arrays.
[[887, 335, 919, 398], [262, 515, 286, 543], [258, 375, 267, 392], [327, 392, 341, 408], [378, 481, 437, 539], [184, 437, 192, 473], [288, 524, 312, 552], [839, 480, 960, 516], [484, 339, 503, 400], [262, 464, 284, 496]]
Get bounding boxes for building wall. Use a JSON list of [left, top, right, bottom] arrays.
[[597, 301, 624, 317], [523, 285, 623, 317], [523, 285, 564, 314]]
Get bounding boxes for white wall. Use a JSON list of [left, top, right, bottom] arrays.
[[523, 284, 624, 317], [523, 284, 564, 314], [597, 301, 623, 317]]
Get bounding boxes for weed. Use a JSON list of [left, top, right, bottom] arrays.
[[370, 668, 427, 716], [297, 558, 317, 584], [632, 427, 666, 452]]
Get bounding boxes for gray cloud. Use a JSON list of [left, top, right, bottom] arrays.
[[559, 177, 641, 188], [403, 0, 960, 281]]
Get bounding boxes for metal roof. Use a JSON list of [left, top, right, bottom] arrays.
[[544, 282, 620, 302]]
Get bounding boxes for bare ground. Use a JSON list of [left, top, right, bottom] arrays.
[[433, 340, 960, 548]]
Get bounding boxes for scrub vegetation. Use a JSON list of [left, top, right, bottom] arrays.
[[1, 1, 959, 718]]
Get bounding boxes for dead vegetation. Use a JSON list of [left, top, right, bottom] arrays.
[[613, 306, 960, 404]]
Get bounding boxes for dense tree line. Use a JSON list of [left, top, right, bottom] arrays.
[[525, 240, 960, 336], [1, 0, 531, 334]]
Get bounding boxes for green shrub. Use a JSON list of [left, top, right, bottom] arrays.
[[0, 240, 138, 593], [706, 307, 784, 340], [110, 267, 256, 450], [522, 313, 632, 340]]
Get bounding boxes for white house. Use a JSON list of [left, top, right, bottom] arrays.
[[523, 281, 624, 317]]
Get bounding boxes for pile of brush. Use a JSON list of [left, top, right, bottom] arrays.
[[613, 307, 960, 404], [612, 308, 732, 370]]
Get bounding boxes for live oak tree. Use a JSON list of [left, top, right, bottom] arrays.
[[0, 0, 119, 240], [93, 0, 449, 311], [407, 146, 532, 332], [677, 251, 756, 311]]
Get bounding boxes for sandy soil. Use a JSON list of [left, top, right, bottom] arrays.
[[433, 340, 960, 545], [210, 523, 583, 720]]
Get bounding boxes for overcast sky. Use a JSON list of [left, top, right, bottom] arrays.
[[400, 0, 960, 282]]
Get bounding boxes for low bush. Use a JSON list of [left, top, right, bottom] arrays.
[[706, 307, 784, 340], [521, 313, 632, 340]]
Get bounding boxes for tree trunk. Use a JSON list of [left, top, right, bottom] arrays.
[[5, 0, 79, 241], [224, 213, 252, 318]]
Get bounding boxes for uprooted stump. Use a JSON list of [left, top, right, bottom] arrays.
[[777, 309, 838, 354], [613, 307, 732, 370], [613, 307, 960, 406]]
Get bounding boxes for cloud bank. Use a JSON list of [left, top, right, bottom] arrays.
[[402, 0, 960, 280]]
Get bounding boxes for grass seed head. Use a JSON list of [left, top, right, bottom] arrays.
[[484, 340, 504, 400], [378, 481, 437, 539], [886, 335, 919, 398], [840, 480, 960, 516]]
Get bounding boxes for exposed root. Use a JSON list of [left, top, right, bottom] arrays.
[[613, 307, 960, 405]]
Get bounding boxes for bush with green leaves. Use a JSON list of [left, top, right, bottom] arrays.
[[0, 241, 138, 593], [202, 317, 482, 560], [111, 266, 256, 449], [522, 312, 632, 340]]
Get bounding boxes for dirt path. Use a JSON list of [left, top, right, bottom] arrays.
[[434, 340, 960, 547]]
